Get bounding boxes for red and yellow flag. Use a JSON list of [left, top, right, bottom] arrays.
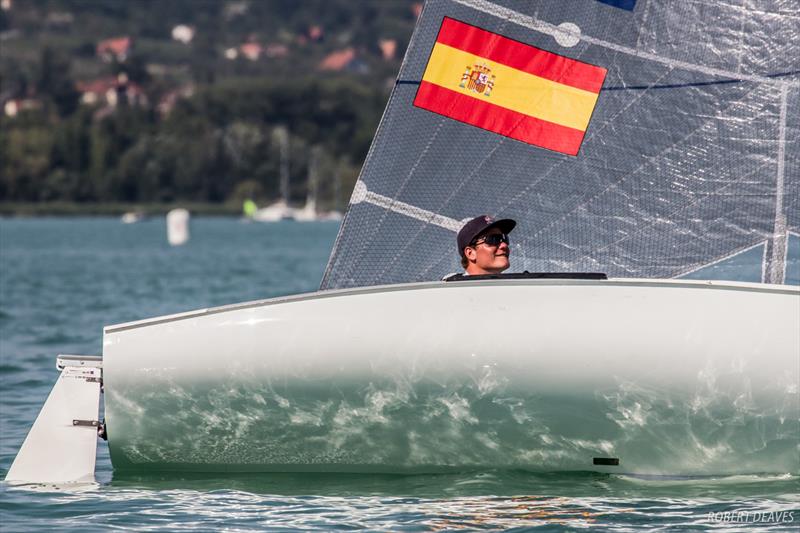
[[413, 17, 607, 156]]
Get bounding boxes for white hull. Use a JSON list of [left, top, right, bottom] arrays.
[[253, 201, 294, 222], [293, 208, 343, 222], [102, 279, 799, 475], [120, 212, 145, 224]]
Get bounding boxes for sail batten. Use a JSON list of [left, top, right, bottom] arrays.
[[322, 0, 799, 289], [767, 83, 790, 284], [352, 182, 463, 232]]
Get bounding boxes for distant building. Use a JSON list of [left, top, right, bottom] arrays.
[[171, 25, 195, 44], [77, 74, 147, 108], [97, 36, 132, 62], [319, 47, 356, 71], [240, 42, 263, 61], [378, 39, 397, 61], [265, 43, 289, 59], [308, 25, 324, 42], [4, 97, 42, 117]]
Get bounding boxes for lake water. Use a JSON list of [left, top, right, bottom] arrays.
[[1, 218, 797, 531]]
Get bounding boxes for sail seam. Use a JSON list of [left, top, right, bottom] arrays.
[[452, 0, 799, 88], [602, 70, 800, 91]]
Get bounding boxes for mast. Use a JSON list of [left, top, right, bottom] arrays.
[[765, 84, 788, 285], [333, 160, 342, 212], [306, 145, 321, 213], [273, 126, 290, 205]]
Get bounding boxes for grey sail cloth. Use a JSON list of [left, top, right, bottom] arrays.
[[321, 0, 799, 290]]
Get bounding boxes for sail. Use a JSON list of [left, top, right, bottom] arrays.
[[321, 0, 799, 289]]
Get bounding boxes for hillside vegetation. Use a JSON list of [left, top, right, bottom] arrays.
[[0, 0, 420, 212]]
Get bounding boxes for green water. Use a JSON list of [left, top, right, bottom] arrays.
[[1, 218, 797, 531]]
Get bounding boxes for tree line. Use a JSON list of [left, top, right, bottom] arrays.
[[1, 69, 387, 208], [0, 0, 419, 209]]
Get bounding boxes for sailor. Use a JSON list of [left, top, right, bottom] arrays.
[[452, 215, 516, 276]]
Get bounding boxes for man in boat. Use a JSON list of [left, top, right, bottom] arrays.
[[454, 215, 516, 275]]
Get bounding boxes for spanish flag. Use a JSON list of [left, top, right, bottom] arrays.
[[414, 17, 607, 156]]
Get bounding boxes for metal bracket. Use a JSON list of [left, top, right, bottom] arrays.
[[57, 354, 103, 370], [72, 419, 107, 440], [72, 419, 100, 428]]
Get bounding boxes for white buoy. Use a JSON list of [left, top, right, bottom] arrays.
[[166, 208, 190, 246]]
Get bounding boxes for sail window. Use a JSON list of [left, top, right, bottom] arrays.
[[679, 243, 766, 284]]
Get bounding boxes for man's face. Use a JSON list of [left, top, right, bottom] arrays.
[[465, 228, 510, 274]]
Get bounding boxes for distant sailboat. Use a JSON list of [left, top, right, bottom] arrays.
[[295, 146, 343, 222], [120, 211, 145, 224], [242, 198, 257, 217], [293, 146, 321, 222], [254, 126, 295, 222], [241, 198, 257, 221], [252, 199, 294, 222], [317, 210, 343, 222], [317, 156, 344, 221]]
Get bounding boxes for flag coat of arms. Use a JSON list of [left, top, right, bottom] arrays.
[[414, 17, 607, 156]]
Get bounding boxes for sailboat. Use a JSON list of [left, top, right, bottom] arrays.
[[252, 198, 294, 222], [6, 0, 798, 484], [120, 211, 146, 224], [253, 126, 295, 222], [294, 146, 344, 222], [293, 145, 323, 222]]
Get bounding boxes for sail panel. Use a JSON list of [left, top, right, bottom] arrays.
[[322, 0, 799, 289]]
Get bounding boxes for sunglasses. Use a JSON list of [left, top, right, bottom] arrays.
[[472, 233, 509, 247]]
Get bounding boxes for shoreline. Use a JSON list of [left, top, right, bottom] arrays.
[[0, 202, 245, 217]]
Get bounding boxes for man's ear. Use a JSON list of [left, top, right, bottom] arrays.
[[464, 246, 476, 262]]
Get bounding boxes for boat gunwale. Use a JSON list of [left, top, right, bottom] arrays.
[[103, 278, 799, 334]]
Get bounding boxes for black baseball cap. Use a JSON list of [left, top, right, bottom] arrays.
[[457, 215, 516, 257]]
